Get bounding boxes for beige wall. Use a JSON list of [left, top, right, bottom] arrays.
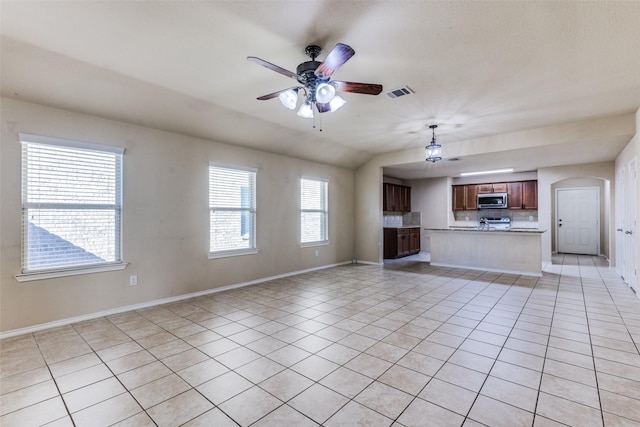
[[354, 161, 384, 265], [0, 98, 355, 333], [406, 177, 450, 252]]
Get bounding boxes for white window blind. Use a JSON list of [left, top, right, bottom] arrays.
[[301, 177, 328, 244], [209, 164, 256, 255], [20, 134, 124, 273]]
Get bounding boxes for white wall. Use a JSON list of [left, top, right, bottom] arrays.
[[0, 99, 355, 332], [614, 108, 640, 283]]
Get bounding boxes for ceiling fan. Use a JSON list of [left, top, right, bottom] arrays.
[[247, 43, 383, 119]]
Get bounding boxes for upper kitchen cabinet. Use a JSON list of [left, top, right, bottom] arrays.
[[383, 183, 412, 212], [452, 184, 478, 211], [507, 180, 538, 209], [522, 180, 538, 209], [477, 183, 507, 193], [453, 180, 537, 211]]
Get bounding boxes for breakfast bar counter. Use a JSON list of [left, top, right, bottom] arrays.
[[425, 228, 546, 277]]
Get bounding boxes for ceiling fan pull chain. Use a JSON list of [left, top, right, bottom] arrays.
[[313, 104, 323, 131]]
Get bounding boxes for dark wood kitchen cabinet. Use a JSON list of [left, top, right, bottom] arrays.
[[409, 228, 421, 254], [477, 183, 507, 193], [455, 180, 537, 211], [384, 227, 420, 258], [383, 183, 411, 212], [507, 180, 537, 209], [452, 185, 478, 211], [507, 181, 523, 209], [522, 180, 538, 209]]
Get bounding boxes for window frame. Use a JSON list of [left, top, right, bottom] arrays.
[[16, 133, 127, 282], [300, 176, 329, 247], [208, 162, 258, 259]]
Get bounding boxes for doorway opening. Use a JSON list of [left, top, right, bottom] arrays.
[[556, 187, 600, 255]]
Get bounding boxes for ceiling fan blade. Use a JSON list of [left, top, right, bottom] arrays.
[[331, 81, 383, 95], [256, 87, 298, 101], [247, 56, 298, 80], [316, 102, 331, 113], [315, 43, 355, 79]]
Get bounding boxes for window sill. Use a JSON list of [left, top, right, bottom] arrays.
[[16, 262, 128, 282], [208, 248, 259, 259], [300, 241, 330, 248]]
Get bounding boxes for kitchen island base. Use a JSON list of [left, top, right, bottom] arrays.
[[426, 228, 545, 277]]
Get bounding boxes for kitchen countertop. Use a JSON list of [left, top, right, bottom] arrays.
[[426, 227, 546, 234], [384, 226, 421, 229]]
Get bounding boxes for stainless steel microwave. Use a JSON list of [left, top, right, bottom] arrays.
[[477, 193, 508, 209]]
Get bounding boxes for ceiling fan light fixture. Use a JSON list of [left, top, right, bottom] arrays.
[[315, 82, 336, 103], [425, 124, 442, 163], [297, 101, 314, 119], [278, 88, 298, 110], [329, 95, 346, 112]]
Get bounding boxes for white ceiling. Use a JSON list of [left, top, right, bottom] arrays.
[[1, 1, 639, 178]]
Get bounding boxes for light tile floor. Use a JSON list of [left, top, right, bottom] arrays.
[[2, 254, 640, 426]]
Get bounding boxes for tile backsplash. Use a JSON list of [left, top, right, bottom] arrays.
[[383, 212, 422, 227], [383, 214, 403, 227], [452, 209, 539, 228], [402, 211, 421, 227], [453, 210, 538, 222]]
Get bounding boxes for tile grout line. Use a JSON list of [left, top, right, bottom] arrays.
[[32, 331, 78, 427]]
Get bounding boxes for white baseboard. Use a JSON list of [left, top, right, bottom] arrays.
[[355, 260, 383, 266], [0, 261, 352, 340]]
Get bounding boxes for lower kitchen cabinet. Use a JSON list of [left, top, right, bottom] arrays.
[[384, 227, 420, 259]]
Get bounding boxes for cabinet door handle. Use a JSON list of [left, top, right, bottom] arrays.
[[625, 230, 633, 235], [617, 228, 623, 232]]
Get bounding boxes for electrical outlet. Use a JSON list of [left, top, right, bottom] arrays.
[[529, 216, 534, 221], [129, 275, 138, 286], [315, 250, 319, 257]]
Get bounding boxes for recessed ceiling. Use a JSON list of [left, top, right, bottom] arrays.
[[1, 1, 639, 176]]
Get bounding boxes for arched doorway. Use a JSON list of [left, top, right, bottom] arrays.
[[551, 177, 610, 257]]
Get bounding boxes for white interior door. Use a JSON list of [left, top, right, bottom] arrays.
[[617, 166, 626, 278], [557, 188, 599, 255], [625, 159, 637, 291]]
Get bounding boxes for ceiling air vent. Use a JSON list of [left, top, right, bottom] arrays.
[[386, 86, 414, 99]]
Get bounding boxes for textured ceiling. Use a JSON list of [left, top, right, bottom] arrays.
[[1, 1, 639, 177]]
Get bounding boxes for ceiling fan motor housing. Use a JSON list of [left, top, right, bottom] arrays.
[[296, 61, 326, 102]]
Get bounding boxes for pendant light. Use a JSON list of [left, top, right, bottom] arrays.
[[425, 124, 442, 163]]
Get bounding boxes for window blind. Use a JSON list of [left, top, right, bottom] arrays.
[[301, 178, 328, 243], [20, 134, 123, 273], [209, 164, 257, 253]]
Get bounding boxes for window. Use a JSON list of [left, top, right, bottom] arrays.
[[20, 133, 124, 276], [300, 177, 328, 244], [209, 163, 257, 257]]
